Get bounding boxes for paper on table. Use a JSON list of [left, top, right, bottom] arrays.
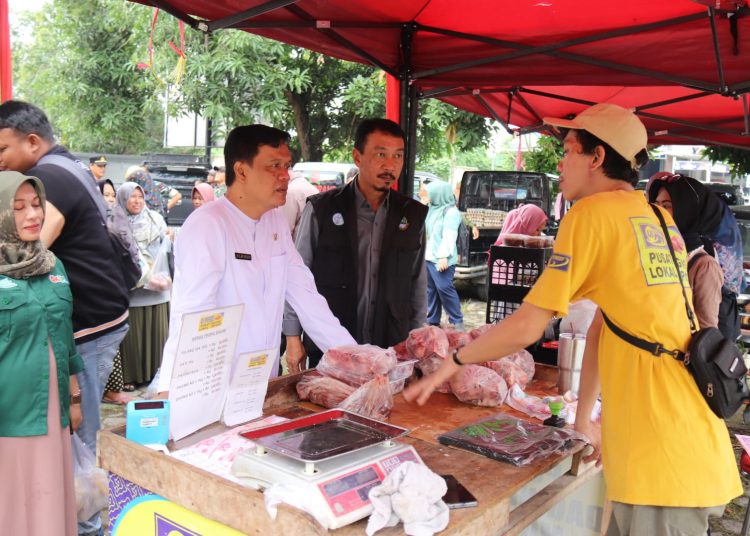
[[222, 349, 276, 427], [168, 304, 245, 441], [736, 434, 750, 456]]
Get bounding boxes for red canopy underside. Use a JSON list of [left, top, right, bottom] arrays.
[[135, 0, 750, 148]]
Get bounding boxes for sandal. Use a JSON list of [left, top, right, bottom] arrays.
[[102, 391, 133, 405], [122, 384, 136, 392]]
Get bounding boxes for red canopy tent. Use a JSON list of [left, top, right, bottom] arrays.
[[132, 0, 750, 188]]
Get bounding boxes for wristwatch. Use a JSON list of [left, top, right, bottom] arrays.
[[70, 391, 82, 405], [451, 349, 464, 366]]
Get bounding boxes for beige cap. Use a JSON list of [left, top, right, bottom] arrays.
[[544, 103, 647, 170]]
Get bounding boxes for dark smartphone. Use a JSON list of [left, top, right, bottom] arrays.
[[441, 474, 478, 509]]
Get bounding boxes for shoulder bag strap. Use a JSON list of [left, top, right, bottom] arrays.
[[649, 204, 698, 334]]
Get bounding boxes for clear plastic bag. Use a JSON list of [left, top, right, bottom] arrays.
[[438, 412, 584, 467], [317, 344, 397, 387], [144, 238, 173, 291], [448, 364, 508, 406], [71, 432, 108, 522], [338, 375, 394, 420]]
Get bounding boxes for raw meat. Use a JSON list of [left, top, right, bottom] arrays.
[[317, 344, 397, 386], [445, 327, 472, 351], [449, 365, 508, 407], [484, 359, 528, 389], [405, 326, 450, 361], [391, 340, 411, 361], [469, 324, 494, 340], [505, 349, 535, 380], [296, 374, 356, 408], [415, 356, 451, 394], [338, 375, 393, 421]]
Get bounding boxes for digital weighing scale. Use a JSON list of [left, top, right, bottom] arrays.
[[231, 409, 423, 529]]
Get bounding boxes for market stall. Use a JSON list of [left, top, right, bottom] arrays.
[[99, 364, 604, 535]]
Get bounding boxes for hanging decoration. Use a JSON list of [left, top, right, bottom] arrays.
[[137, 8, 187, 85]]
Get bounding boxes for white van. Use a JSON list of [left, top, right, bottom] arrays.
[[292, 162, 358, 192]]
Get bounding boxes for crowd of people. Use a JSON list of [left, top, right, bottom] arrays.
[[0, 98, 745, 536]]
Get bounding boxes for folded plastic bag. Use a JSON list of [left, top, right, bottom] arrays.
[[71, 432, 109, 522], [505, 384, 550, 420]]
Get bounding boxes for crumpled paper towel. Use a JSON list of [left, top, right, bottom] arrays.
[[366, 461, 450, 536]]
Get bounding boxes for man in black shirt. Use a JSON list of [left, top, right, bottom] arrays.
[[0, 101, 129, 536]]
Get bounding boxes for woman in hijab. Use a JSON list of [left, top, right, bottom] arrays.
[[648, 173, 741, 339], [117, 182, 172, 388], [192, 182, 216, 208], [494, 203, 549, 245], [125, 165, 166, 216], [425, 180, 464, 330], [0, 171, 82, 535]]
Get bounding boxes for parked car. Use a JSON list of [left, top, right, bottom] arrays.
[[143, 154, 211, 226], [707, 182, 744, 206], [456, 171, 559, 300], [412, 170, 442, 200], [293, 162, 358, 192]]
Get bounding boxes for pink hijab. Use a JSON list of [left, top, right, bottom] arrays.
[[495, 204, 548, 245], [192, 183, 216, 204]]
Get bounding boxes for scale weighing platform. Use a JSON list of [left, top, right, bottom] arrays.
[[231, 409, 423, 529]]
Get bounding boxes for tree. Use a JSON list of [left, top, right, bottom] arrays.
[[701, 146, 750, 181], [524, 135, 563, 174]]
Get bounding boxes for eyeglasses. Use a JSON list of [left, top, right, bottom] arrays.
[[648, 173, 699, 202]]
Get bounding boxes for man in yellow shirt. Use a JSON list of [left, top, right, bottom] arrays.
[[404, 103, 741, 535]]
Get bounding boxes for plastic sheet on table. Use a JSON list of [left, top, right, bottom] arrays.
[[437, 413, 585, 467]]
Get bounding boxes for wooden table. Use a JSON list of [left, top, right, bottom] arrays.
[[98, 364, 602, 535]]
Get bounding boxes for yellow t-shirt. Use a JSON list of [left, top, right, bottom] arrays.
[[525, 190, 741, 507]]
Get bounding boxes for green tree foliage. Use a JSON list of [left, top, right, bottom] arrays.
[[13, 0, 162, 153], [523, 135, 563, 174], [702, 146, 750, 180]]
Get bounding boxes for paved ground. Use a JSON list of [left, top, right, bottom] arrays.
[[100, 283, 750, 534]]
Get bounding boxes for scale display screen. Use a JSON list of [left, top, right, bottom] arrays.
[[323, 466, 378, 497], [319, 463, 385, 517]]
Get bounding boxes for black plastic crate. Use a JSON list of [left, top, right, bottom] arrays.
[[486, 245, 552, 324]]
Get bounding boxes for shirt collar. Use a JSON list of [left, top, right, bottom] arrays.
[[354, 177, 390, 210]]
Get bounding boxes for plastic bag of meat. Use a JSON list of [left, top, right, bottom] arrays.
[[444, 327, 472, 351], [505, 349, 535, 380], [415, 355, 452, 394], [405, 326, 450, 361], [338, 375, 393, 421], [296, 373, 356, 408], [317, 344, 397, 387], [483, 359, 529, 389], [449, 365, 508, 407], [469, 323, 494, 340], [391, 340, 412, 361]]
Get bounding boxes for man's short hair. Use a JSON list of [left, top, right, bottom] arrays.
[[0, 100, 55, 143], [562, 128, 649, 186], [354, 119, 405, 153], [224, 125, 290, 187]]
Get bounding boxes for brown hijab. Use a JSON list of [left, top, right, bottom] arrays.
[[0, 171, 56, 279]]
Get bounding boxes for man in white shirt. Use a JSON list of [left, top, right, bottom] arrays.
[[156, 125, 355, 393], [281, 169, 319, 238]]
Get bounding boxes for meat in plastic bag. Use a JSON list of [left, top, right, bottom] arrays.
[[317, 344, 397, 387], [505, 349, 535, 380], [469, 323, 494, 340], [415, 355, 452, 394], [445, 327, 472, 351], [449, 365, 508, 407], [296, 373, 356, 408], [483, 359, 529, 389], [338, 375, 393, 421], [391, 340, 411, 361], [405, 326, 450, 361]]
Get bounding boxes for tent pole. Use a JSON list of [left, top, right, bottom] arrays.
[[474, 93, 513, 135], [398, 23, 414, 197], [0, 0, 11, 102], [207, 0, 299, 32], [743, 94, 749, 136], [707, 7, 726, 92], [404, 84, 418, 198]]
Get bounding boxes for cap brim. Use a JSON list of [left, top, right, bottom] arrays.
[[543, 116, 581, 130]]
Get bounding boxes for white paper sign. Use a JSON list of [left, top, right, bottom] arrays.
[[222, 349, 276, 427], [737, 434, 750, 456], [168, 304, 244, 441]]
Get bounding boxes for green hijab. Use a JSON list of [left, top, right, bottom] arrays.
[[0, 171, 56, 279], [425, 180, 456, 232]]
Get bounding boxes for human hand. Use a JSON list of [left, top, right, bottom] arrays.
[[437, 258, 449, 272], [403, 357, 460, 406], [165, 228, 175, 241], [574, 420, 602, 466], [285, 336, 307, 375], [69, 403, 83, 432], [471, 226, 479, 240]]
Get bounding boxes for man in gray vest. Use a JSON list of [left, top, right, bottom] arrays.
[[283, 118, 427, 373]]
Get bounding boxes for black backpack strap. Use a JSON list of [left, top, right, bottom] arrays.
[[687, 250, 708, 272], [601, 310, 685, 361]]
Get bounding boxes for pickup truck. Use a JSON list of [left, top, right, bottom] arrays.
[[455, 170, 560, 300]]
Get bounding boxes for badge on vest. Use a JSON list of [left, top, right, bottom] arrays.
[[399, 217, 409, 231], [49, 274, 68, 284], [332, 213, 344, 226], [235, 252, 253, 261], [0, 278, 17, 289]]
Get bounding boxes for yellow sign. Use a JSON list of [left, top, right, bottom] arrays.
[[630, 216, 687, 286], [198, 312, 224, 332], [112, 495, 244, 536], [248, 353, 268, 368]]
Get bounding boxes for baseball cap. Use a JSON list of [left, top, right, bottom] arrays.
[[543, 103, 647, 170], [90, 155, 108, 166]]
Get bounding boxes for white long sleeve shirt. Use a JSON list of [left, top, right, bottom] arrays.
[[156, 196, 355, 392]]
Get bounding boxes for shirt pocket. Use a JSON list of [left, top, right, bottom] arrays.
[[0, 290, 29, 342]]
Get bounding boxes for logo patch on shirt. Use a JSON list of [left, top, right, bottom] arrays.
[[630, 216, 687, 286], [547, 253, 571, 272], [49, 274, 68, 284], [0, 278, 17, 289], [234, 252, 252, 261], [332, 213, 345, 226], [398, 217, 409, 231]]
